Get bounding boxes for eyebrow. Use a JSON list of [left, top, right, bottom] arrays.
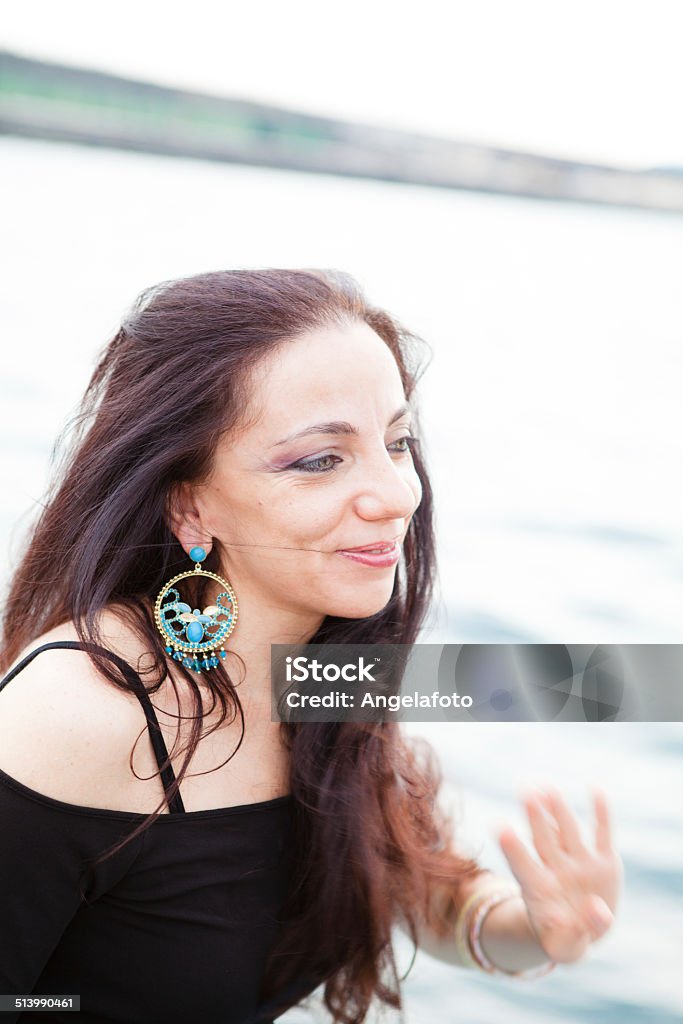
[[270, 402, 411, 448]]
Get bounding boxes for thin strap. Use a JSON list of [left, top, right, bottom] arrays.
[[0, 640, 185, 814]]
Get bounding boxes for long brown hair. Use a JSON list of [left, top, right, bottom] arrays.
[[0, 269, 486, 1023]]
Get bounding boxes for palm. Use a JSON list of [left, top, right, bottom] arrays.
[[498, 787, 624, 964]]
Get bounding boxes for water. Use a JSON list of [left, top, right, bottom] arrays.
[[1, 137, 681, 1022]]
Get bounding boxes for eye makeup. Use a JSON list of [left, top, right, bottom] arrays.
[[277, 435, 418, 475]]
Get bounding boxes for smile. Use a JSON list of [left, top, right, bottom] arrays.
[[336, 540, 400, 567]]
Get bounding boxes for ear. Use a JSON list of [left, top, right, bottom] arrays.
[[165, 482, 213, 559]]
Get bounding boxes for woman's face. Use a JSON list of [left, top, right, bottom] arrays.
[[189, 319, 422, 626]]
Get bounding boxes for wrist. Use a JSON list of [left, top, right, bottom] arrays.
[[479, 894, 554, 975]]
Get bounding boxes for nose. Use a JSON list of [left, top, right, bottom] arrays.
[[352, 447, 421, 523]]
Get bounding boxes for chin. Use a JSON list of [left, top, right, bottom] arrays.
[[323, 581, 397, 620]]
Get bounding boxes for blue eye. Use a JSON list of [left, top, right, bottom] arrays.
[[291, 436, 417, 474]]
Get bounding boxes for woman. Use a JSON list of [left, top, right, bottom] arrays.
[[0, 268, 623, 1023]]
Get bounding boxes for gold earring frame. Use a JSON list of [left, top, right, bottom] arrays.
[[153, 547, 238, 673]]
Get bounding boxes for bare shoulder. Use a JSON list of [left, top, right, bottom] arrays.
[[0, 611, 164, 809]]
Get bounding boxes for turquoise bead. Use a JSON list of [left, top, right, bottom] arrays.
[[186, 620, 204, 643], [189, 546, 207, 563]]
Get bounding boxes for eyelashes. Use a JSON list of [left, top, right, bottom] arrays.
[[289, 436, 418, 474]]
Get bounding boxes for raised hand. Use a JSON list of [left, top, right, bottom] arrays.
[[497, 787, 624, 964]]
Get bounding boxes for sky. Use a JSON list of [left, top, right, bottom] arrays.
[[2, 0, 683, 169]]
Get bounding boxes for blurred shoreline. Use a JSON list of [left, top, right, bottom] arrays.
[[2, 49, 683, 213]]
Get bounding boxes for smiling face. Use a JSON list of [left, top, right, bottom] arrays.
[[179, 319, 422, 628]]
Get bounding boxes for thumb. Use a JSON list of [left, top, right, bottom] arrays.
[[584, 894, 613, 939]]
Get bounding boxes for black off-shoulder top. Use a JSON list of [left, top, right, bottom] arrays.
[[0, 641, 316, 1023]]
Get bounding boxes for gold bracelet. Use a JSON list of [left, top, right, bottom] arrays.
[[455, 881, 557, 979], [453, 876, 518, 969]]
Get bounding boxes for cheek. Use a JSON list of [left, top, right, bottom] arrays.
[[407, 465, 423, 511], [250, 493, 341, 546], [278, 485, 346, 528]]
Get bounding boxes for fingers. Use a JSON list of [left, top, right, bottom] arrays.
[[593, 787, 613, 855], [539, 787, 585, 857], [524, 793, 565, 867], [498, 825, 547, 893]]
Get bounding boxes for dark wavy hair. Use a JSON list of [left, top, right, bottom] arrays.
[[0, 269, 486, 1023]]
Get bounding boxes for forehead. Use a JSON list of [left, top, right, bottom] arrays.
[[243, 321, 406, 436]]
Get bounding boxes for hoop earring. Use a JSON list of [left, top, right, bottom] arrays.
[[154, 546, 238, 674]]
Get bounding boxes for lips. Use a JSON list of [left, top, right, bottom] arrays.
[[338, 539, 399, 553], [336, 539, 401, 568]]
